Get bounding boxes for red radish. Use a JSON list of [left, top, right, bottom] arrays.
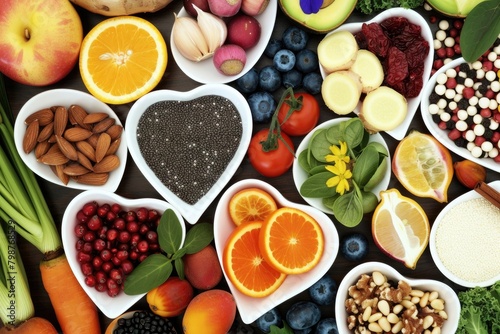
[[226, 14, 261, 50], [183, 0, 210, 17], [207, 0, 242, 17], [213, 44, 247, 75]]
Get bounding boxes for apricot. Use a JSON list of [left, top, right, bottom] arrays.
[[146, 276, 194, 317], [182, 289, 236, 334], [184, 244, 223, 290]]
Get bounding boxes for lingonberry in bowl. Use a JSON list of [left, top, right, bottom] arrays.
[[61, 190, 186, 319]]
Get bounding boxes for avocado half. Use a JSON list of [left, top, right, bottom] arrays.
[[279, 0, 357, 34], [426, 0, 488, 17]]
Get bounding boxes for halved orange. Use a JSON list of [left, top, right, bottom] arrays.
[[259, 207, 324, 275], [223, 221, 287, 298], [79, 16, 168, 105], [228, 188, 278, 226], [372, 188, 430, 269], [392, 131, 453, 202]]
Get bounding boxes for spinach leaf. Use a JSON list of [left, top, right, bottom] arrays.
[[300, 172, 338, 198], [344, 118, 365, 149], [332, 191, 364, 227], [352, 145, 380, 187], [310, 129, 332, 162]]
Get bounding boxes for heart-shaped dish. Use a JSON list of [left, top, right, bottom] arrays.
[[61, 190, 186, 319], [214, 179, 339, 324], [335, 262, 460, 333], [125, 84, 252, 225], [14, 89, 127, 192], [319, 8, 434, 140], [170, 1, 277, 84]]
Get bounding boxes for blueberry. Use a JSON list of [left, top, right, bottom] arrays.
[[295, 49, 319, 73], [254, 308, 282, 333], [259, 66, 282, 92], [286, 301, 321, 330], [282, 26, 309, 52], [308, 274, 337, 306], [282, 69, 303, 89], [315, 318, 338, 334], [264, 38, 283, 58], [236, 68, 259, 94], [273, 49, 296, 72], [340, 232, 369, 261], [247, 91, 276, 123], [302, 72, 323, 95]]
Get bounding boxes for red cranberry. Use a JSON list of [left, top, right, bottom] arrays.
[[109, 269, 123, 283], [139, 223, 150, 235], [125, 210, 137, 222], [136, 207, 149, 222], [82, 242, 93, 254], [116, 250, 129, 261], [98, 226, 108, 240], [81, 262, 93, 276], [111, 203, 122, 214], [118, 243, 129, 251], [95, 283, 106, 292], [146, 231, 158, 243], [83, 231, 96, 242], [114, 218, 126, 230], [96, 271, 107, 284], [121, 260, 134, 274], [107, 287, 121, 297], [149, 243, 159, 252], [75, 239, 85, 251], [85, 275, 97, 287], [82, 201, 98, 216], [138, 254, 148, 262], [130, 233, 141, 247], [93, 256, 103, 269], [97, 203, 111, 217], [148, 209, 159, 222], [77, 251, 91, 264], [100, 249, 112, 262], [118, 231, 131, 243], [76, 210, 89, 223], [102, 261, 113, 273], [87, 215, 102, 231], [126, 221, 139, 233], [93, 239, 106, 252], [111, 256, 122, 266], [129, 251, 139, 261], [107, 228, 118, 241], [137, 240, 149, 253], [74, 223, 87, 238], [106, 210, 117, 223]]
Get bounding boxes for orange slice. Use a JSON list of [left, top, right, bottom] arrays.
[[79, 16, 167, 105], [259, 207, 324, 275], [223, 221, 286, 298], [228, 188, 278, 226], [392, 130, 453, 202], [372, 188, 430, 269]]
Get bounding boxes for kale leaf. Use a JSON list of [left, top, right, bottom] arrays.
[[356, 0, 424, 14]]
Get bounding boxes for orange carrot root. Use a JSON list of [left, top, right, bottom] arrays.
[[0, 317, 58, 334], [40, 254, 101, 334]]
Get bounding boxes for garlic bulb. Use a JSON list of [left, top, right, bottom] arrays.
[[172, 14, 210, 62], [193, 5, 227, 53]]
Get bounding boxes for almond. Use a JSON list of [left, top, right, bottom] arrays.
[[77, 152, 94, 171], [24, 108, 54, 126], [23, 119, 40, 154], [86, 133, 99, 148], [51, 164, 70, 185], [73, 172, 109, 185], [56, 135, 78, 161], [106, 138, 121, 156], [48, 134, 57, 144], [64, 127, 93, 142], [76, 141, 96, 162], [83, 112, 109, 124], [68, 105, 91, 130], [53, 106, 69, 137], [38, 150, 70, 165], [35, 141, 51, 159], [63, 163, 91, 176], [106, 124, 123, 140], [93, 155, 120, 173], [92, 117, 115, 133], [38, 122, 54, 142], [95, 133, 111, 163]]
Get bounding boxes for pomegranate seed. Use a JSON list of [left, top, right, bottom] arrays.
[[77, 251, 91, 264], [81, 262, 93, 276], [111, 203, 122, 214], [126, 221, 139, 233], [114, 218, 126, 230], [93, 239, 106, 252], [100, 249, 112, 262], [121, 260, 134, 274], [102, 261, 113, 273], [82, 201, 98, 216], [97, 203, 111, 217], [76, 210, 89, 223], [85, 275, 97, 287], [146, 231, 158, 243], [74, 223, 87, 238]]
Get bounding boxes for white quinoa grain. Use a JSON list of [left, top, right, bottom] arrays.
[[435, 197, 500, 283]]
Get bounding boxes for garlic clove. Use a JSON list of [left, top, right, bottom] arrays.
[[172, 14, 211, 62], [193, 4, 227, 53]]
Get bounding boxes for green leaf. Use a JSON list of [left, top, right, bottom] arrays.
[[300, 172, 338, 198], [124, 254, 173, 295], [158, 209, 184, 254], [309, 165, 328, 175], [352, 145, 379, 187], [364, 157, 388, 192], [174, 257, 185, 280], [344, 118, 365, 149], [172, 246, 188, 259], [325, 123, 343, 144], [183, 223, 214, 254], [269, 321, 294, 334], [367, 141, 389, 157], [310, 129, 332, 162], [461, 0, 500, 62], [332, 191, 364, 227], [322, 194, 340, 209], [298, 149, 321, 173]]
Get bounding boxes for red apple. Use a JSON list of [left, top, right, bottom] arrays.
[[0, 0, 83, 86], [226, 14, 261, 50]]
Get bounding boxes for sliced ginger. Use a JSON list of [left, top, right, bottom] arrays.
[[318, 30, 358, 74], [350, 50, 384, 93], [359, 86, 408, 132], [321, 70, 362, 115]]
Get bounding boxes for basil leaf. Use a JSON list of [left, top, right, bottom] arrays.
[[175, 257, 185, 280], [183, 223, 214, 254], [352, 145, 379, 187], [124, 254, 172, 295], [158, 209, 184, 254], [332, 191, 364, 227], [461, 0, 500, 62], [300, 172, 338, 198]]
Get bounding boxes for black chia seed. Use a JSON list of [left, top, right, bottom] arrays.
[[137, 95, 242, 205]]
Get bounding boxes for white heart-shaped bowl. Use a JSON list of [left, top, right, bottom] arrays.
[[319, 8, 434, 140], [335, 262, 460, 333], [429, 180, 500, 288], [61, 190, 186, 319], [170, 1, 277, 84], [214, 179, 339, 324], [292, 117, 391, 215], [125, 84, 252, 225], [14, 89, 127, 192], [421, 57, 500, 173]]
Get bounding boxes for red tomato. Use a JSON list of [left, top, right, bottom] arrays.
[[247, 129, 295, 177], [277, 92, 320, 136]]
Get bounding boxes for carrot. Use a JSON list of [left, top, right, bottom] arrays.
[[40, 254, 101, 334], [0, 317, 58, 334]]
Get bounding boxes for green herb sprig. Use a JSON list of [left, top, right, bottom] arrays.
[[124, 209, 213, 295]]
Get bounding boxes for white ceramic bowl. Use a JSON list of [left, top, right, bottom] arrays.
[[292, 117, 391, 216], [170, 1, 277, 84], [61, 190, 186, 319], [319, 8, 434, 140], [429, 180, 500, 288], [214, 179, 339, 324], [335, 262, 460, 333], [421, 57, 500, 173], [125, 84, 252, 225], [14, 89, 127, 192]]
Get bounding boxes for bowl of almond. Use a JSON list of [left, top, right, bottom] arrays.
[[14, 89, 127, 191]]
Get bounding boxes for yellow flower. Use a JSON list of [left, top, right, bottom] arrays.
[[325, 141, 350, 164], [325, 160, 352, 195]]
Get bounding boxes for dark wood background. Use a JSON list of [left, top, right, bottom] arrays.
[[5, 1, 487, 332]]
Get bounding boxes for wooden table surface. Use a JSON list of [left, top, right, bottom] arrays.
[[6, 2, 486, 332]]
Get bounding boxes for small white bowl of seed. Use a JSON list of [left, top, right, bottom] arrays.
[[335, 262, 460, 334], [14, 89, 127, 191]]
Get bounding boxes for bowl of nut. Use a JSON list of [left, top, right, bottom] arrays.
[[14, 89, 127, 191], [335, 262, 460, 333]]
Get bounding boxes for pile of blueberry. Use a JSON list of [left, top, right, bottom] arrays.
[[234, 26, 323, 123]]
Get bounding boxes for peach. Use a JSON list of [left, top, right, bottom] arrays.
[[182, 289, 236, 334], [184, 244, 223, 290], [146, 277, 194, 317]]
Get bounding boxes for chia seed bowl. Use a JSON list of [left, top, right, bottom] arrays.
[[125, 84, 252, 225]]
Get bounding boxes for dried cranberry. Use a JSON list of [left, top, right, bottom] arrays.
[[361, 22, 390, 57], [385, 47, 408, 87]]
